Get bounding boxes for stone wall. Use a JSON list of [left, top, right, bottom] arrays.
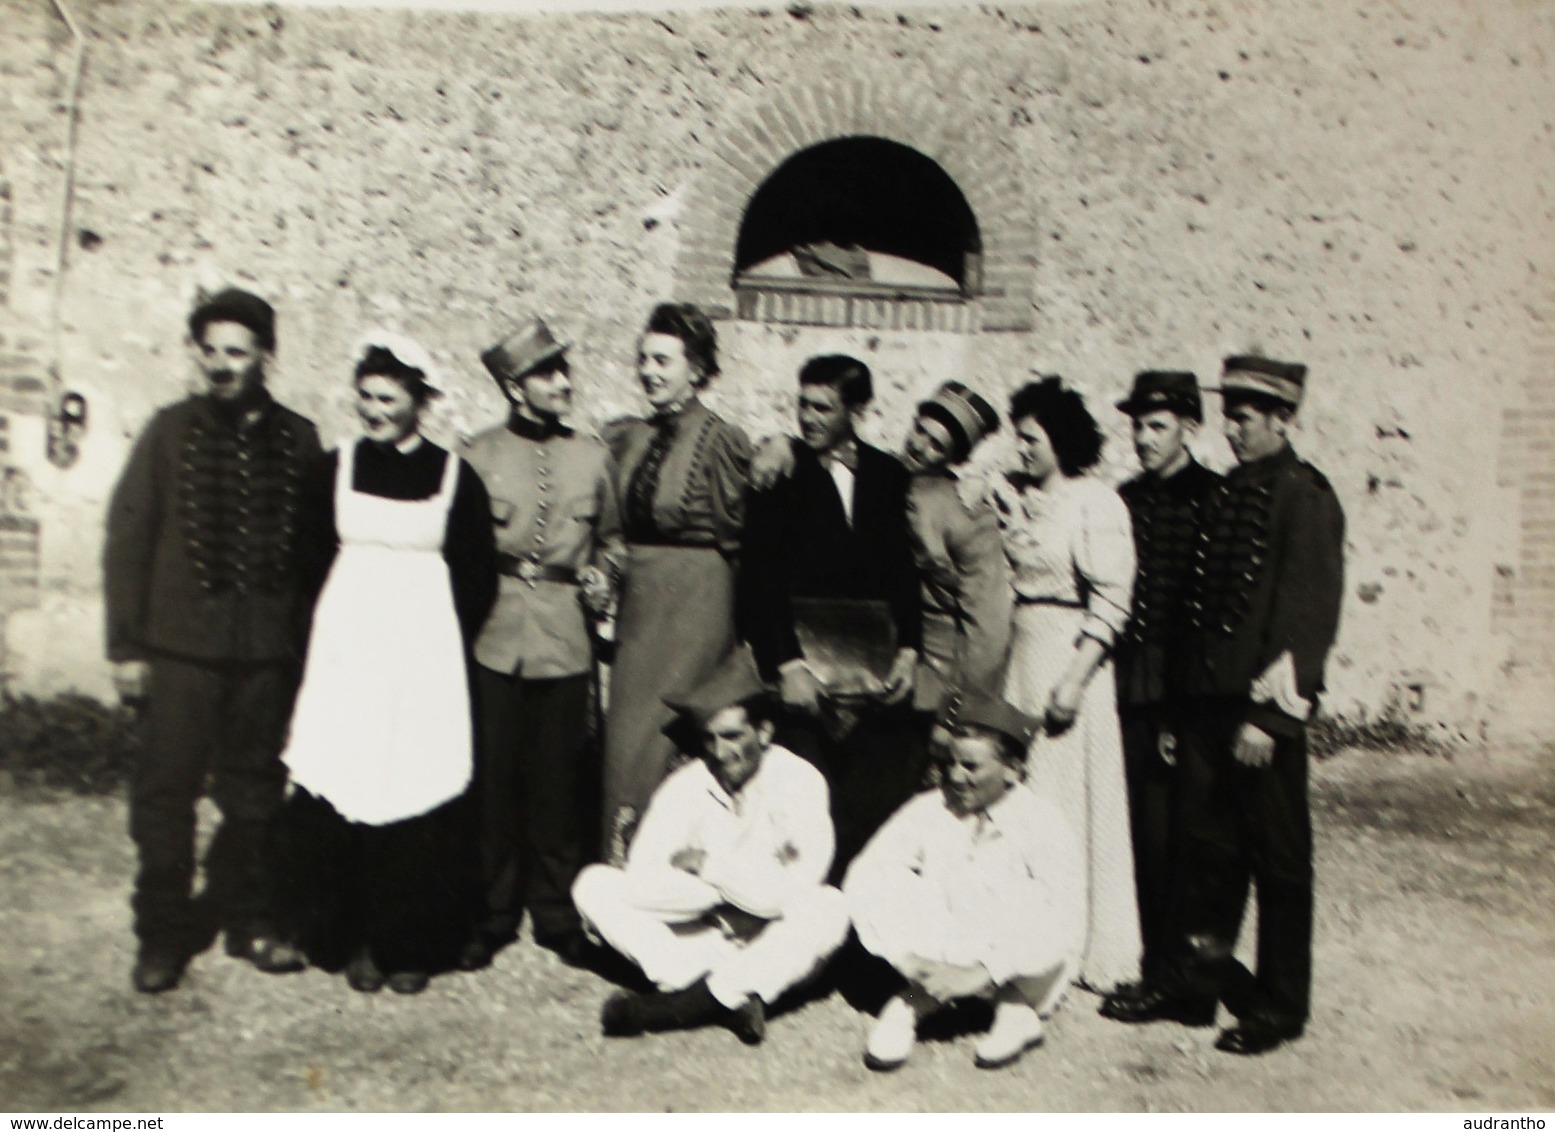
[[1, 0, 1552, 738]]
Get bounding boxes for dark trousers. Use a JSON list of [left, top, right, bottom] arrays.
[[1120, 705, 1185, 986], [777, 704, 929, 885], [472, 666, 594, 943], [129, 656, 294, 947], [1175, 699, 1314, 1028], [278, 788, 474, 975]]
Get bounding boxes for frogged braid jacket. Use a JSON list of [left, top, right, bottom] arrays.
[[104, 390, 321, 664], [1178, 444, 1346, 738], [1115, 459, 1223, 709]]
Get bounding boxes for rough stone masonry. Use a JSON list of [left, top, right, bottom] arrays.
[[0, 0, 1551, 741]]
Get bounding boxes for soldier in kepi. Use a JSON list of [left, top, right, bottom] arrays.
[[1107, 355, 1346, 1056], [104, 287, 320, 993], [460, 317, 623, 971], [1100, 371, 1222, 1020]]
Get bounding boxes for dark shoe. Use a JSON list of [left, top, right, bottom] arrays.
[[132, 942, 187, 994], [1099, 983, 1216, 1027], [601, 989, 647, 1038], [225, 929, 306, 974], [602, 980, 726, 1037], [388, 970, 430, 995], [346, 950, 385, 994], [1215, 1019, 1303, 1056], [457, 937, 496, 973], [727, 996, 767, 1046], [535, 929, 593, 969]]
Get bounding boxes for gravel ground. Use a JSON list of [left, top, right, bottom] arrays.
[[1, 744, 1552, 1113]]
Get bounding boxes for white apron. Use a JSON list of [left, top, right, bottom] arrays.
[[283, 441, 473, 826]]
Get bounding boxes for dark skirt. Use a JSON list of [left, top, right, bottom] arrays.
[[601, 543, 736, 859], [275, 787, 477, 975]]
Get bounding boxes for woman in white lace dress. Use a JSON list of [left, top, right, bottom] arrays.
[[991, 376, 1140, 993]]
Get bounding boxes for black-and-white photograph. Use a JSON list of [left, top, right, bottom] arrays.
[[1, 0, 1552, 1113]]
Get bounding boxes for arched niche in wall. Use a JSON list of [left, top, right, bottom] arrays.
[[673, 83, 1036, 332], [732, 137, 982, 332]]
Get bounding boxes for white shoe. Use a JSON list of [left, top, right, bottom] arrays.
[[864, 995, 919, 1072], [973, 1001, 1044, 1069]]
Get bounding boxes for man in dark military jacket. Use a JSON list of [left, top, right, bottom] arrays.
[[1109, 355, 1345, 1055], [1101, 371, 1222, 1017], [104, 288, 321, 993]]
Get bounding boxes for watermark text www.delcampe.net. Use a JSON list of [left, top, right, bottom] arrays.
[[11, 1119, 165, 1130]]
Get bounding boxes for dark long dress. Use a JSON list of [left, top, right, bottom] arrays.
[[277, 437, 497, 975], [600, 397, 750, 861]]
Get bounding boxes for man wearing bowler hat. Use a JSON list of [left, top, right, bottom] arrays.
[[459, 317, 624, 970], [844, 690, 1085, 1071], [572, 647, 850, 1045], [1100, 371, 1223, 1019], [104, 286, 320, 992], [1108, 355, 1345, 1056]]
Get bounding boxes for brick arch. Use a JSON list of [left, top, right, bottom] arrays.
[[674, 83, 1036, 332]]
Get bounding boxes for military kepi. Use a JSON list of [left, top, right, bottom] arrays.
[[662, 646, 772, 729], [940, 689, 1041, 751], [917, 381, 1001, 463], [1217, 355, 1307, 408], [1116, 370, 1203, 422], [482, 317, 569, 385]]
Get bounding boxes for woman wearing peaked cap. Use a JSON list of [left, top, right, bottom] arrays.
[[277, 331, 497, 996], [745, 378, 1015, 715], [900, 381, 1015, 713]]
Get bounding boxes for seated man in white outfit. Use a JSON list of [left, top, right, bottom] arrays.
[[844, 691, 1086, 1071], [572, 647, 850, 1045]]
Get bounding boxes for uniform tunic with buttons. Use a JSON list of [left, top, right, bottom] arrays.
[[458, 412, 624, 945], [103, 387, 321, 947], [1116, 459, 1223, 709], [461, 414, 623, 679], [1178, 444, 1345, 737], [1173, 440, 1346, 1029], [1113, 457, 1222, 984], [105, 390, 320, 663]]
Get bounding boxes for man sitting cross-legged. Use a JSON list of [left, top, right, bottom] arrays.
[[844, 691, 1085, 1071], [572, 647, 849, 1044]]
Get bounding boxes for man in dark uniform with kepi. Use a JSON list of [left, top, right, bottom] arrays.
[[1101, 370, 1222, 1020], [459, 317, 623, 970], [104, 287, 321, 992], [1108, 354, 1345, 1056]]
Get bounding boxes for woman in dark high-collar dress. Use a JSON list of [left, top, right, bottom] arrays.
[[279, 333, 497, 995], [600, 303, 751, 861]]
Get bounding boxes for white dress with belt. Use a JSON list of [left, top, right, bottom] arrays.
[[992, 472, 1141, 992]]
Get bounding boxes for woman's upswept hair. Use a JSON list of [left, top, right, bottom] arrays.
[[1009, 375, 1104, 475], [643, 302, 720, 385]]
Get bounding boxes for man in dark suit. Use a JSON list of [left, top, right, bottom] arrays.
[[738, 354, 923, 879]]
